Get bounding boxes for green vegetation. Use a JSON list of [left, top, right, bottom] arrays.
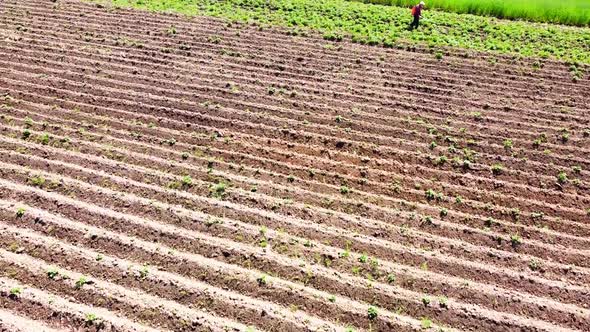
[[367, 305, 378, 320], [101, 0, 590, 64], [9, 287, 22, 296], [15, 207, 26, 218], [355, 0, 590, 26]]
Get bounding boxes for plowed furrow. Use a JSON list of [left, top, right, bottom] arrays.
[[3, 121, 590, 285], [0, 276, 165, 332], [2, 68, 589, 208], [3, 119, 590, 278], [0, 182, 586, 332], [3, 76, 590, 220], [0, 308, 64, 332], [2, 17, 589, 132], [2, 43, 589, 161], [7, 0, 590, 95], [4, 94, 590, 237], [3, 149, 590, 316]]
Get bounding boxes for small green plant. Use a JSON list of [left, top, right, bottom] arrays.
[[15, 207, 25, 218], [181, 152, 189, 160], [386, 274, 396, 283], [85, 313, 98, 324], [367, 306, 378, 320], [28, 175, 46, 187], [47, 268, 59, 279], [439, 296, 448, 308], [510, 234, 522, 247], [210, 181, 227, 198], [9, 287, 21, 296], [75, 276, 89, 289], [22, 129, 31, 139], [435, 51, 443, 60], [491, 163, 504, 175], [420, 262, 428, 271], [429, 141, 437, 150], [39, 133, 50, 145], [529, 259, 540, 271], [557, 171, 568, 184], [425, 189, 442, 201], [328, 295, 336, 303], [503, 139, 513, 150], [340, 185, 350, 194], [572, 166, 582, 174], [166, 25, 177, 35], [439, 208, 448, 217], [257, 275, 267, 286], [421, 317, 432, 329], [139, 265, 149, 279], [335, 115, 344, 123], [421, 296, 431, 306], [181, 175, 193, 187], [358, 253, 368, 263], [287, 175, 295, 182]]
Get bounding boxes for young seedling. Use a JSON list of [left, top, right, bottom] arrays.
[[491, 163, 504, 175], [340, 185, 350, 194], [75, 276, 89, 289], [47, 268, 59, 279], [181, 175, 193, 187], [9, 287, 21, 297], [210, 181, 227, 198], [439, 296, 448, 308], [572, 166, 582, 174], [257, 275, 267, 286], [421, 296, 431, 306], [328, 295, 336, 303], [439, 208, 448, 217], [367, 306, 378, 320], [386, 274, 396, 283], [557, 171, 568, 184], [15, 207, 25, 218], [85, 313, 98, 324], [28, 175, 46, 187], [510, 234, 522, 247], [358, 253, 368, 263], [503, 139, 513, 150], [421, 317, 432, 329], [22, 129, 31, 139], [529, 259, 540, 271]]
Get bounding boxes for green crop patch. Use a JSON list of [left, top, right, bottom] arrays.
[[98, 0, 590, 64]]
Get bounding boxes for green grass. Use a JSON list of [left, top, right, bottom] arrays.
[[99, 0, 590, 64], [354, 0, 590, 26]]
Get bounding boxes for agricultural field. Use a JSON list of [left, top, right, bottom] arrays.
[[0, 0, 590, 331]]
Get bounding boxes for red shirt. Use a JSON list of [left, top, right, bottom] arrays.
[[412, 5, 422, 17]]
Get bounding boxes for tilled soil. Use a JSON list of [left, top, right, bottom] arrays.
[[0, 0, 589, 331]]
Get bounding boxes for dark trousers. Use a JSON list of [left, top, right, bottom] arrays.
[[410, 15, 420, 30]]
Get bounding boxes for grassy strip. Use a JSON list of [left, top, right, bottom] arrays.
[[354, 0, 590, 27], [101, 0, 590, 64]]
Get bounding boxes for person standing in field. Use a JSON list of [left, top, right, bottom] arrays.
[[409, 1, 425, 30]]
